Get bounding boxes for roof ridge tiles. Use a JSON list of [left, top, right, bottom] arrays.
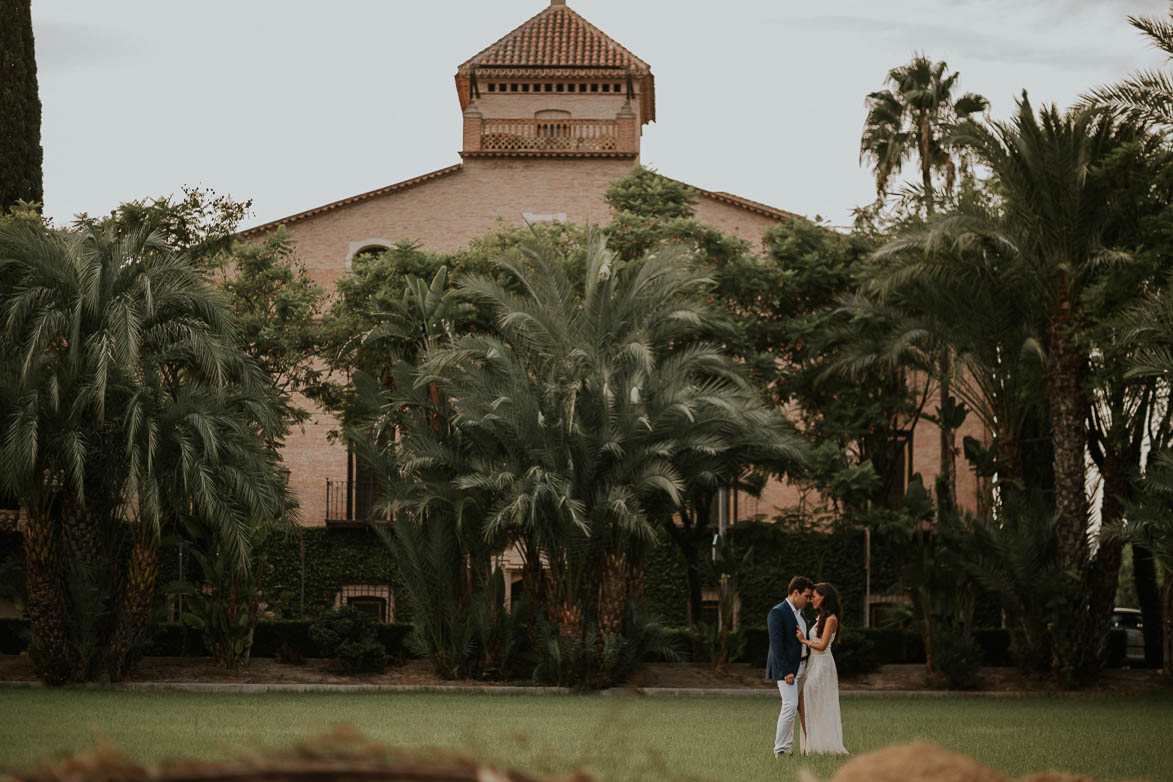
[[457, 3, 649, 73]]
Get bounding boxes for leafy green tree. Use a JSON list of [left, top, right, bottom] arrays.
[[0, 0, 42, 212], [604, 165, 698, 220], [763, 217, 924, 517], [84, 187, 250, 265], [219, 227, 325, 429]]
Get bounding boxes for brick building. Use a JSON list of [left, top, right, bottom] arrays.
[[244, 0, 982, 546]]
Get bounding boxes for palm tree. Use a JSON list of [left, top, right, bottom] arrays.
[[889, 95, 1137, 679], [0, 220, 287, 682], [1087, 7, 1173, 128], [861, 56, 988, 509], [861, 55, 989, 213], [867, 190, 1050, 501], [364, 235, 806, 685]]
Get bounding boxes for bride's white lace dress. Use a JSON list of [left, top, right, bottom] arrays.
[[802, 627, 848, 755]]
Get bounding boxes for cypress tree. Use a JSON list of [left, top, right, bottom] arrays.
[[0, 0, 43, 211]]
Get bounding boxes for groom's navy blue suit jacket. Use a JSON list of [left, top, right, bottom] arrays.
[[765, 600, 804, 681]]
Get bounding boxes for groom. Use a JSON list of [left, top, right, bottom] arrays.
[[766, 575, 813, 757]]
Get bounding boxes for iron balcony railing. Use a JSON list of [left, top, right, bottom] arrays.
[[324, 478, 385, 526]]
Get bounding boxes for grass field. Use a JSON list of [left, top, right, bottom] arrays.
[[0, 690, 1171, 781]]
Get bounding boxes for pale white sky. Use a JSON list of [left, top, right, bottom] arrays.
[[30, 0, 1172, 231]]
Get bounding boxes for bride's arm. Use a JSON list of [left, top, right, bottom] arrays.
[[800, 615, 838, 651]]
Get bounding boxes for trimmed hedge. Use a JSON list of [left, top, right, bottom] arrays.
[[738, 626, 1012, 669], [145, 619, 413, 660]]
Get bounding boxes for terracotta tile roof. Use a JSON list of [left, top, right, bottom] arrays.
[[658, 175, 801, 222], [238, 165, 463, 238], [458, 2, 650, 74], [701, 189, 803, 222], [455, 2, 655, 123]]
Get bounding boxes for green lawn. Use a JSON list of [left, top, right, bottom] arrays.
[[0, 690, 1170, 781]]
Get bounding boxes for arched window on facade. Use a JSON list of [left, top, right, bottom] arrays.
[[345, 239, 393, 270]]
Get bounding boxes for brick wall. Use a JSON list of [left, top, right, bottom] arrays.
[[276, 157, 636, 293]]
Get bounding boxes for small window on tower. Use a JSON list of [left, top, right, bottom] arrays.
[[498, 83, 506, 92], [556, 83, 565, 92], [510, 83, 518, 92], [488, 83, 496, 92], [602, 83, 610, 93], [590, 83, 599, 92], [522, 83, 530, 92], [544, 83, 553, 92], [614, 84, 622, 93]]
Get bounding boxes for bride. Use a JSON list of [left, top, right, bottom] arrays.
[[796, 582, 849, 756]]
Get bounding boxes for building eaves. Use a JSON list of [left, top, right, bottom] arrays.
[[239, 165, 464, 238], [667, 177, 802, 222]]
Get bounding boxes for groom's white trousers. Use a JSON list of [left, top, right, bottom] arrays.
[[774, 659, 808, 755]]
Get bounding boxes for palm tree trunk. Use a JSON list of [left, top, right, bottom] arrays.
[[917, 117, 957, 516], [596, 547, 628, 638], [1046, 291, 1093, 679], [920, 115, 935, 217], [113, 527, 158, 677], [22, 508, 70, 684], [1047, 296, 1090, 575]]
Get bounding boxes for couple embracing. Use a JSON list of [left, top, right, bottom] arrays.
[[766, 576, 848, 758]]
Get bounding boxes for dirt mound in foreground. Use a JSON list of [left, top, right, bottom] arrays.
[[0, 725, 594, 782], [818, 742, 1150, 782]]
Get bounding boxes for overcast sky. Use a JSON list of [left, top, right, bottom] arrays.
[[29, 0, 1173, 231]]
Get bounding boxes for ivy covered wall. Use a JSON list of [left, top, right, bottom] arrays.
[[636, 522, 906, 629], [260, 526, 411, 621]]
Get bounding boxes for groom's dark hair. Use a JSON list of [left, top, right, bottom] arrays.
[[787, 576, 814, 595]]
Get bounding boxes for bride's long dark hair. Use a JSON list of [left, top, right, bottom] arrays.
[[813, 582, 842, 638]]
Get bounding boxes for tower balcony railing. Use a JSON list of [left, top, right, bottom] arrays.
[[462, 115, 638, 157], [483, 118, 617, 152]]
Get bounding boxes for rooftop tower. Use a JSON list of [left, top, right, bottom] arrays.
[[455, 1, 654, 160]]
